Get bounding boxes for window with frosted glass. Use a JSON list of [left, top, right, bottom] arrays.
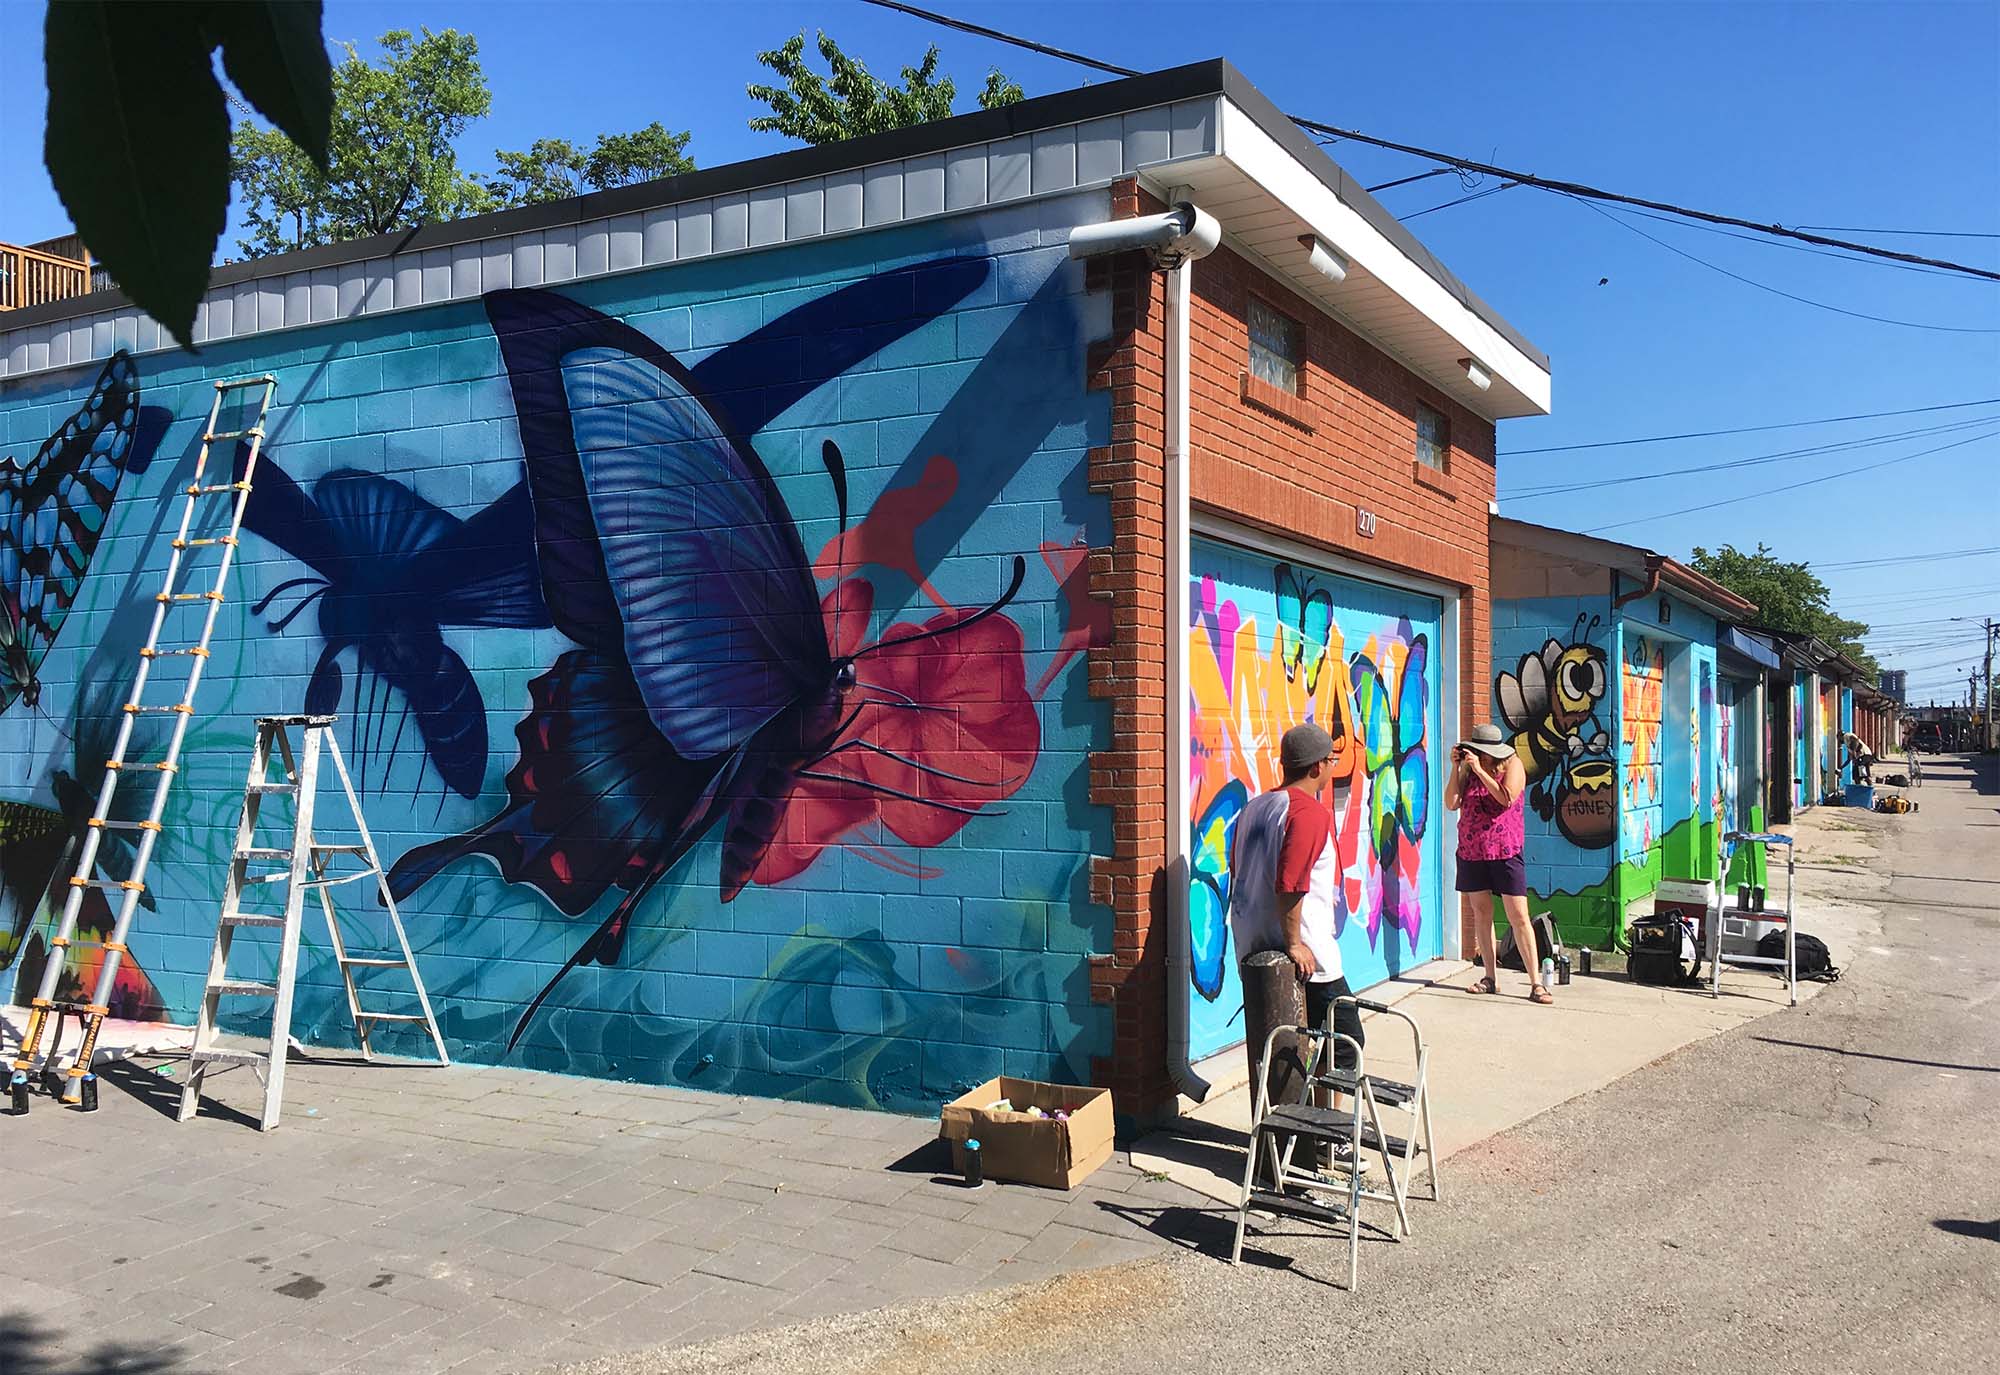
[[1247, 297, 1302, 394], [1417, 403, 1448, 470]]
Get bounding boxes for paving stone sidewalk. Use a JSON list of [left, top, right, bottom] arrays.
[[0, 1053, 1208, 1374]]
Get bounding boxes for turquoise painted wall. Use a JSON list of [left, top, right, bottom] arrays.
[[0, 196, 1117, 1112]]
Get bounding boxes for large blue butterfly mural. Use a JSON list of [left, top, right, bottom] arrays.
[[1275, 562, 1334, 694], [387, 280, 1033, 1051], [239, 460, 550, 797], [1, 351, 166, 716]]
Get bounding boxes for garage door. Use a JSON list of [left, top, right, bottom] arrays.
[[1186, 535, 1445, 1061]]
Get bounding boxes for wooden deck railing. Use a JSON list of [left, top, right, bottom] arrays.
[[0, 241, 93, 312]]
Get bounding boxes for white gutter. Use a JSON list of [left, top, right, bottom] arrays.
[[1071, 196, 1220, 1105]]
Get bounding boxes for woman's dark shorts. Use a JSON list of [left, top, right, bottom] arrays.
[[1456, 852, 1526, 897]]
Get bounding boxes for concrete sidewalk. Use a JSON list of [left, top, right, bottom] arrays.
[[0, 1052, 1195, 1374], [1131, 808, 1888, 1203]]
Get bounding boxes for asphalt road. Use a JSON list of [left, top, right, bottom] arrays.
[[555, 752, 2000, 1375]]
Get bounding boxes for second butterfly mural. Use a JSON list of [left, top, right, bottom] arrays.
[[1184, 536, 1442, 1062]]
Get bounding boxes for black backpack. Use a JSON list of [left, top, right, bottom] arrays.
[[1757, 930, 1841, 982]]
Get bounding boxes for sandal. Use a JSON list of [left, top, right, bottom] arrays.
[[1529, 984, 1554, 1005], [1468, 976, 1499, 995]]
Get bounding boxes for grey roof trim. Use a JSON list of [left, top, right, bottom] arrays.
[[0, 59, 1541, 368]]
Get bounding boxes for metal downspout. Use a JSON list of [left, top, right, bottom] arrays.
[[1162, 254, 1209, 1104]]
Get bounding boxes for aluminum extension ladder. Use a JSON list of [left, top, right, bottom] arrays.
[[9, 375, 277, 1116], [179, 715, 448, 1131]]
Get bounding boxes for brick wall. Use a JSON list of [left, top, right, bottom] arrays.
[[1084, 180, 1499, 1120]]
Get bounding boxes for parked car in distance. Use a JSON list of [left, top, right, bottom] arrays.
[[1908, 723, 1944, 753]]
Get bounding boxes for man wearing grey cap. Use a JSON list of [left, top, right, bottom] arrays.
[[1228, 721, 1366, 1168]]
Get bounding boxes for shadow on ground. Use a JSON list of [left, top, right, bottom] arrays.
[[0, 1311, 201, 1375]]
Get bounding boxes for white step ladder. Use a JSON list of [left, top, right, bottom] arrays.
[[178, 715, 448, 1131], [9, 374, 277, 1116]]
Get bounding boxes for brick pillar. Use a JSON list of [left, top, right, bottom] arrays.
[[1083, 179, 1174, 1122]]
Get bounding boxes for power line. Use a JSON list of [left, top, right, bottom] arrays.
[[1819, 545, 2000, 570], [1570, 194, 2000, 333], [858, 0, 2000, 283], [1402, 180, 1523, 222], [1794, 224, 2000, 240], [1583, 425, 2000, 534], [1607, 203, 1992, 281], [1507, 414, 2000, 499], [1504, 397, 2000, 456]]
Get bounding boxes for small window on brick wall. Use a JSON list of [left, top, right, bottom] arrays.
[[1247, 297, 1303, 395], [1416, 403, 1449, 470]]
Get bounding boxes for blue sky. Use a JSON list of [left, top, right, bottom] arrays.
[[3, 1, 1996, 700]]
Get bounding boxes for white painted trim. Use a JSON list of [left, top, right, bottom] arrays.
[[1215, 99, 1551, 417], [1190, 511, 1465, 959]]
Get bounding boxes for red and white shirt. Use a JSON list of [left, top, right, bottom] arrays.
[[1228, 785, 1342, 983]]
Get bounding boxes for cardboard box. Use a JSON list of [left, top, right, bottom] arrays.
[[1654, 878, 1716, 939], [937, 1076, 1114, 1190]]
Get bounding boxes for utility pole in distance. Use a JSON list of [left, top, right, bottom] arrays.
[[1986, 617, 1995, 752]]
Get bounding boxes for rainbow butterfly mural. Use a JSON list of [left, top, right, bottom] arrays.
[[1274, 563, 1334, 693], [1350, 630, 1429, 949]]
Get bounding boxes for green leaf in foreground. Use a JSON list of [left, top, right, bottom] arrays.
[[207, 0, 334, 173], [44, 0, 231, 348]]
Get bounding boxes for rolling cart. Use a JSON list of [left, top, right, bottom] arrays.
[[1706, 831, 1797, 1006]]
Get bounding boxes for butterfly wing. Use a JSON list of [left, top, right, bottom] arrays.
[[1395, 634, 1430, 839], [406, 482, 551, 629], [0, 352, 145, 706], [1496, 653, 1547, 733], [489, 289, 830, 760], [1274, 564, 1303, 679], [1300, 589, 1333, 693], [1188, 779, 1248, 1000]]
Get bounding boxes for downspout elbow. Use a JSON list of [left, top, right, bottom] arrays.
[[1614, 556, 1665, 610]]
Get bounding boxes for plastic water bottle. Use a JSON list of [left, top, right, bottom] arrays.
[[1539, 956, 1555, 989]]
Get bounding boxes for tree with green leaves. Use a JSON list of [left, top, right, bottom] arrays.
[[231, 28, 494, 258], [1689, 543, 1876, 675], [487, 125, 697, 207], [748, 31, 1023, 146]]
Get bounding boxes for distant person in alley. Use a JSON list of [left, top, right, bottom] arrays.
[[1447, 723, 1551, 1004], [1228, 722, 1366, 1162], [1844, 730, 1876, 785]]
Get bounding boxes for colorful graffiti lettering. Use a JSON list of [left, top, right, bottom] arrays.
[[1, 351, 165, 717], [1495, 615, 1613, 850], [382, 288, 1039, 1051]]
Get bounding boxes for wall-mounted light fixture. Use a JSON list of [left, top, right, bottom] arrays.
[[1298, 234, 1348, 286], [1460, 357, 1492, 391]]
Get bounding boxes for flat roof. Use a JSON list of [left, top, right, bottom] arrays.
[[0, 59, 1544, 370]]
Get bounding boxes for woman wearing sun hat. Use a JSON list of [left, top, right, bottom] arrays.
[[1445, 723, 1551, 1004]]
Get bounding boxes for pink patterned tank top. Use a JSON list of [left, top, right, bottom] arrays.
[[1458, 772, 1524, 861]]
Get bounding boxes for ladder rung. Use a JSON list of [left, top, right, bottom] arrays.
[[212, 981, 277, 999], [158, 592, 226, 603], [339, 957, 408, 969], [69, 877, 144, 892], [125, 703, 194, 715], [219, 913, 286, 929], [106, 761, 179, 773], [30, 998, 109, 1017], [89, 818, 163, 832], [304, 869, 381, 889], [189, 1048, 267, 1068], [355, 1012, 428, 1023], [235, 847, 296, 861], [246, 783, 297, 795], [242, 871, 294, 885], [171, 537, 239, 549], [47, 938, 128, 954], [139, 647, 210, 660], [205, 427, 265, 442], [188, 482, 253, 496], [215, 374, 277, 391]]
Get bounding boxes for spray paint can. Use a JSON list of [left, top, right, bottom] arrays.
[[79, 1073, 98, 1113], [963, 1138, 984, 1189]]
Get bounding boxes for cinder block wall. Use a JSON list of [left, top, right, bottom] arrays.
[[0, 195, 1121, 1114]]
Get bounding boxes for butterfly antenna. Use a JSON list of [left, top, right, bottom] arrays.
[[506, 871, 666, 1053], [850, 556, 1027, 661], [823, 439, 852, 647]]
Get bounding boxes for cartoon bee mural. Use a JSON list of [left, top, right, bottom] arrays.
[[1495, 615, 1615, 850]]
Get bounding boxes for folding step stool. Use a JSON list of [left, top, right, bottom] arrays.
[[1230, 994, 1442, 1287], [178, 715, 447, 1131]]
